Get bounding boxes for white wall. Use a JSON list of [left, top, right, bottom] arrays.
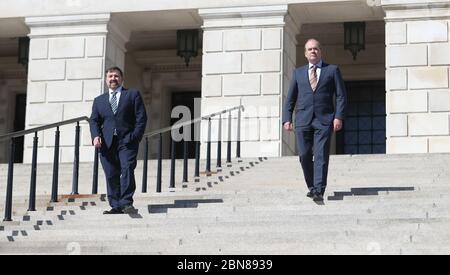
[[384, 3, 450, 154]]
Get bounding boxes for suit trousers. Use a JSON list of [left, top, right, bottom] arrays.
[[99, 136, 138, 209], [295, 117, 333, 195]]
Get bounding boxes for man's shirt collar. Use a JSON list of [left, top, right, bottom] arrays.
[[109, 86, 123, 95], [309, 60, 323, 69]]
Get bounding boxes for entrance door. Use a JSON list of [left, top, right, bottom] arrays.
[[14, 94, 26, 163], [336, 81, 386, 155], [171, 91, 201, 159]]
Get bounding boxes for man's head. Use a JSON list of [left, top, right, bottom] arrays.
[[105, 66, 124, 90], [304, 39, 322, 65]]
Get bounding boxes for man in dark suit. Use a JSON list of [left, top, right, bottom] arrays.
[[90, 66, 147, 214], [283, 39, 347, 202]]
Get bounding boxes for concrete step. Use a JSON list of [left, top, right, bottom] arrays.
[[1, 229, 449, 255], [3, 212, 449, 232], [3, 189, 450, 216], [2, 207, 441, 228], [3, 204, 448, 227], [1, 153, 450, 254], [2, 211, 447, 233], [3, 223, 449, 248], [3, 186, 450, 218]]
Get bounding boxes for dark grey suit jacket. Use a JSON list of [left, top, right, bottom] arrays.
[[89, 88, 147, 149], [283, 62, 347, 127]]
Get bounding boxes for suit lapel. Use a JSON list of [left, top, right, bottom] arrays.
[[100, 93, 114, 115], [301, 62, 329, 93], [301, 65, 312, 92], [315, 62, 329, 91], [116, 88, 128, 114]]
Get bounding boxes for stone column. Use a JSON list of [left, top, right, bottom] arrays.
[[24, 13, 129, 163], [384, 2, 450, 154], [199, 5, 300, 158]]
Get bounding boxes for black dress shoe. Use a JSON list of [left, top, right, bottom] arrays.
[[313, 193, 324, 202], [306, 191, 314, 198], [103, 208, 123, 215], [122, 205, 137, 214]]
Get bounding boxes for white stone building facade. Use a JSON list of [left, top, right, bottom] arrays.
[[0, 0, 449, 163]]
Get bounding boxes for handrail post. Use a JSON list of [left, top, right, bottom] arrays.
[[183, 140, 188, 183], [51, 127, 60, 202], [28, 132, 38, 211], [217, 114, 222, 169], [142, 137, 149, 193], [227, 111, 232, 164], [3, 138, 15, 221], [92, 148, 99, 194], [169, 137, 176, 188], [206, 117, 212, 174], [195, 140, 200, 178], [237, 106, 242, 159], [71, 122, 80, 195], [156, 133, 162, 193]]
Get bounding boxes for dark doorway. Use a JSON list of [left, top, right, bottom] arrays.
[[171, 91, 201, 159], [336, 81, 386, 155], [14, 94, 26, 163]]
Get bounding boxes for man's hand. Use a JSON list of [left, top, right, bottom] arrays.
[[333, 119, 343, 132], [283, 122, 294, 132], [93, 136, 102, 149]]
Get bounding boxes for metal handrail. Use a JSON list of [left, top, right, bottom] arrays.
[[141, 105, 244, 194], [2, 106, 246, 221], [0, 116, 89, 141], [2, 116, 89, 222], [143, 105, 244, 138]]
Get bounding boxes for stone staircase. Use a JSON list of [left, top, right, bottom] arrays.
[[1, 153, 450, 255]]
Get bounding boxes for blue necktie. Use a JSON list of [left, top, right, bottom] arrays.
[[110, 91, 118, 114]]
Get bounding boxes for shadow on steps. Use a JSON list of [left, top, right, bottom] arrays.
[[148, 199, 224, 214], [328, 187, 415, 201]]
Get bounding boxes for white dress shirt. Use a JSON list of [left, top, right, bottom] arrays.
[[308, 60, 323, 83], [109, 86, 122, 106]]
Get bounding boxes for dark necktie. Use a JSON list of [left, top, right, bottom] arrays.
[[110, 91, 118, 114]]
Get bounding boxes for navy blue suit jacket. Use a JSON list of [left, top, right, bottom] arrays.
[[89, 88, 147, 149], [282, 62, 347, 127]]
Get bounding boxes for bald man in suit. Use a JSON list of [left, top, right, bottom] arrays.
[[283, 39, 347, 202]]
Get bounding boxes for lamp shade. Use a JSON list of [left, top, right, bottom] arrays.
[[344, 22, 365, 61], [177, 29, 199, 67]]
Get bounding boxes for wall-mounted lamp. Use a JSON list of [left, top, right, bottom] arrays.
[[18, 37, 30, 72], [176, 29, 199, 67], [344, 22, 365, 61]]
